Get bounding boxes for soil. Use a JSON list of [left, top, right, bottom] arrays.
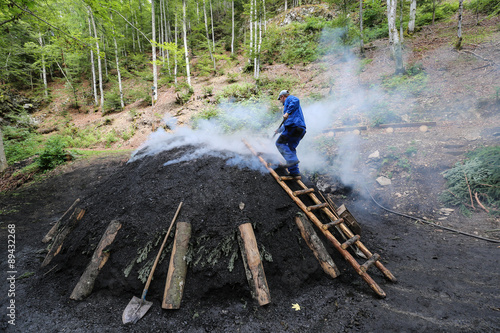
[[1, 8, 500, 333]]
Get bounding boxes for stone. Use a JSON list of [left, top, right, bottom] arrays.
[[386, 127, 394, 133], [419, 125, 428, 132], [376, 176, 392, 186], [368, 150, 380, 159]]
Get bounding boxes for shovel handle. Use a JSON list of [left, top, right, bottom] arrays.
[[142, 201, 183, 295]]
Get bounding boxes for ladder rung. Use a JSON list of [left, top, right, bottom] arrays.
[[279, 175, 301, 181], [293, 188, 315, 196], [341, 235, 360, 249], [360, 253, 381, 273], [307, 203, 329, 211], [322, 218, 344, 230]]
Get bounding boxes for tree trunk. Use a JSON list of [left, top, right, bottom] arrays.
[[182, 0, 191, 86], [432, 0, 436, 25], [203, 0, 215, 63], [0, 128, 7, 173], [38, 34, 48, 98], [162, 222, 192, 309], [175, 14, 178, 84], [231, 0, 235, 56], [91, 11, 104, 111], [408, 0, 417, 34], [112, 14, 124, 109], [152, 0, 158, 105], [456, 0, 464, 50], [399, 0, 404, 44], [359, 0, 364, 54], [210, 0, 216, 53], [387, 0, 403, 73], [262, 0, 267, 32], [88, 13, 98, 107], [249, 0, 253, 64]]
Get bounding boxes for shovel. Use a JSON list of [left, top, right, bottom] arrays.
[[122, 201, 183, 324]]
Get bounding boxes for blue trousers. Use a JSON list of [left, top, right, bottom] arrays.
[[275, 127, 306, 175]]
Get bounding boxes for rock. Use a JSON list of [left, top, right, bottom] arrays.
[[386, 127, 394, 133], [419, 125, 428, 132], [376, 176, 391, 186], [439, 208, 454, 215], [316, 180, 331, 192], [352, 129, 360, 135], [368, 150, 380, 159], [23, 103, 34, 110]]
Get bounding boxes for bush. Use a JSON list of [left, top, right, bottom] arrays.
[[440, 146, 500, 215], [175, 83, 194, 105], [38, 136, 68, 171], [215, 82, 257, 103], [103, 89, 123, 115]]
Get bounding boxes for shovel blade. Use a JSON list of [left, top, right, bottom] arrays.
[[122, 296, 153, 325]]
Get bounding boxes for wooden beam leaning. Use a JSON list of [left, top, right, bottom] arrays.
[[242, 139, 390, 297], [41, 207, 86, 268], [42, 198, 81, 243], [296, 179, 396, 282], [163, 222, 192, 309], [295, 213, 340, 279], [237, 222, 271, 306], [70, 220, 122, 300]]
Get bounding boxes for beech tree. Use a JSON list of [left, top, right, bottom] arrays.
[[456, 0, 464, 50], [408, 0, 417, 34], [387, 0, 404, 74]]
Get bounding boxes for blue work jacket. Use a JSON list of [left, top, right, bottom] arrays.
[[282, 95, 306, 130]]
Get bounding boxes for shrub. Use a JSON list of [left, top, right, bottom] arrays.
[[440, 146, 500, 215], [103, 89, 123, 115], [175, 83, 194, 105], [215, 82, 257, 103], [38, 136, 68, 171], [466, 0, 500, 15]]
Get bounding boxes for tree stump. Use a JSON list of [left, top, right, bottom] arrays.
[[70, 220, 122, 300], [237, 222, 271, 306], [162, 222, 192, 309], [295, 213, 340, 279]]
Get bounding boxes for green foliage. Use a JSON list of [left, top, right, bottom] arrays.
[[369, 103, 402, 126], [440, 146, 500, 215], [3, 126, 43, 164], [38, 136, 68, 170], [256, 75, 299, 98], [466, 0, 500, 15], [215, 82, 257, 103], [415, 1, 459, 26], [363, 0, 386, 27], [381, 72, 429, 97], [175, 83, 194, 105], [103, 89, 123, 115]]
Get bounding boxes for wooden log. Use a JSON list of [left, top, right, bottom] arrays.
[[162, 222, 192, 309], [70, 220, 122, 300], [336, 204, 362, 236], [42, 198, 80, 243], [378, 121, 436, 128], [294, 214, 340, 279], [41, 208, 85, 268], [237, 222, 271, 306]]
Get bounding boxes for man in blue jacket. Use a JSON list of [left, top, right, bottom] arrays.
[[274, 90, 306, 177]]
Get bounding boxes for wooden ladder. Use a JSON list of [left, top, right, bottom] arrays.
[[243, 140, 396, 298]]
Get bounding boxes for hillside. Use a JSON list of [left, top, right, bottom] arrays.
[[0, 4, 499, 332]]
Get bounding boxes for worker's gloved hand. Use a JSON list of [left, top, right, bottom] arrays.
[[283, 113, 289, 119]]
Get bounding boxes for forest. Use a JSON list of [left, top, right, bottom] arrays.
[[0, 0, 499, 175]]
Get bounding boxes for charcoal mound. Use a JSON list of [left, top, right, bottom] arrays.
[[40, 145, 329, 304]]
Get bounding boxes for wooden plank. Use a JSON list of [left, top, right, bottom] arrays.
[[70, 220, 122, 300], [41, 207, 85, 268], [162, 222, 192, 309], [237, 222, 271, 306], [42, 198, 80, 243], [294, 214, 340, 279]]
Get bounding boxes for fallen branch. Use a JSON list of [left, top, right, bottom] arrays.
[[464, 172, 475, 209], [474, 192, 490, 213], [460, 50, 498, 68], [446, 190, 474, 208]]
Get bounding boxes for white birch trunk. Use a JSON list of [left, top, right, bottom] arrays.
[[152, 0, 158, 104], [262, 0, 267, 32], [387, 0, 397, 45], [88, 13, 98, 107], [399, 0, 404, 44], [38, 34, 48, 98], [231, 0, 235, 55], [91, 12, 104, 110], [175, 14, 178, 84], [359, 0, 364, 54], [253, 0, 258, 78], [249, 0, 253, 64], [408, 0, 417, 34], [183, 0, 191, 86], [285, 0, 287, 12], [111, 14, 124, 109], [0, 128, 7, 173], [203, 0, 213, 60], [210, 0, 215, 53], [160, 0, 165, 64]]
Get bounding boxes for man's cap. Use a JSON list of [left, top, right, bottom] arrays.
[[277, 90, 289, 100]]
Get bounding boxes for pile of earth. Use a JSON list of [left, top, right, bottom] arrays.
[[35, 141, 347, 307]]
